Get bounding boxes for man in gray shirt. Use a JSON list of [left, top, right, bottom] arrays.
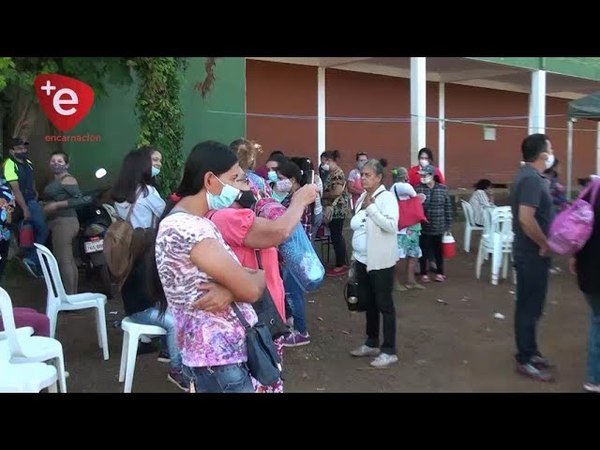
[[510, 133, 555, 382]]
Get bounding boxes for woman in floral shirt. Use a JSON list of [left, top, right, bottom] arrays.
[[151, 141, 267, 393]]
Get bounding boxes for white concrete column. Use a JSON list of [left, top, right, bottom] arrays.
[[438, 82, 445, 176], [410, 57, 427, 166], [567, 118, 574, 200], [528, 70, 546, 135], [317, 67, 326, 164], [596, 121, 600, 176]]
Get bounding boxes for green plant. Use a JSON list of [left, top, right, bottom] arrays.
[[133, 57, 185, 197]]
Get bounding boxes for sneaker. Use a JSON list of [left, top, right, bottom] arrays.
[[421, 275, 431, 283], [394, 283, 408, 292], [326, 266, 349, 277], [370, 353, 399, 368], [583, 382, 600, 393], [157, 349, 171, 363], [530, 355, 553, 370], [20, 257, 43, 279], [167, 370, 190, 392], [434, 274, 447, 282], [350, 345, 381, 357], [405, 283, 425, 290], [550, 267, 562, 275], [282, 331, 310, 347], [516, 362, 555, 382]]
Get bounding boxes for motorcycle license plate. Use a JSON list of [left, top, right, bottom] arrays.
[[84, 239, 104, 253]]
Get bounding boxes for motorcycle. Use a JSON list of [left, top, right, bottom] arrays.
[[73, 169, 117, 297]]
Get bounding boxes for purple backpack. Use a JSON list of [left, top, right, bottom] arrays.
[[548, 179, 600, 255]]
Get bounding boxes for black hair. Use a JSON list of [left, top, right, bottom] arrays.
[[278, 160, 303, 186], [355, 151, 368, 161], [474, 179, 492, 190], [269, 150, 285, 159], [290, 156, 315, 186], [266, 153, 288, 166], [50, 150, 70, 164], [112, 146, 153, 204], [418, 147, 434, 161], [522, 133, 550, 162], [321, 149, 341, 161]]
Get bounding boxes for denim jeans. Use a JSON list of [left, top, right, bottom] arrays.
[[283, 269, 307, 334], [25, 199, 49, 266], [183, 362, 254, 393], [128, 307, 182, 371], [585, 294, 600, 384]]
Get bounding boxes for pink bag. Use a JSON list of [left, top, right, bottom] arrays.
[[547, 179, 600, 255]]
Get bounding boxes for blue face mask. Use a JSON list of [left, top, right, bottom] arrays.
[[206, 175, 241, 210], [267, 170, 278, 183], [151, 166, 160, 177]]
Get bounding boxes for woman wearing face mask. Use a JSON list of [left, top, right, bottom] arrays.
[[408, 148, 446, 187], [112, 147, 187, 390], [348, 152, 368, 209], [150, 140, 268, 393], [42, 151, 92, 294], [150, 148, 163, 192], [321, 150, 351, 276], [266, 154, 289, 202], [207, 166, 317, 391], [276, 159, 316, 346]]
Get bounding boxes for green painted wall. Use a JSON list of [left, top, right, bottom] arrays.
[[470, 57, 600, 82], [64, 57, 246, 190]]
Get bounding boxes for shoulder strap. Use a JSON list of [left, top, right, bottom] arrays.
[[231, 303, 251, 330], [393, 185, 400, 201]]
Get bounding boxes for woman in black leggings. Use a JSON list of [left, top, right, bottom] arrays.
[[321, 150, 351, 276]]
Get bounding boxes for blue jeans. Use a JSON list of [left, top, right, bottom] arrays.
[[25, 200, 49, 266], [128, 307, 182, 371], [183, 362, 254, 393], [585, 294, 600, 384], [283, 269, 307, 334]]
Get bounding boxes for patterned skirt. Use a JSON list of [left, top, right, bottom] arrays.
[[397, 225, 422, 259]]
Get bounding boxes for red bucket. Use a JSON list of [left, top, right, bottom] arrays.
[[442, 232, 456, 259], [19, 221, 35, 249]]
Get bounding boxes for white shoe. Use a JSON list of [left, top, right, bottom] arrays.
[[370, 353, 399, 368], [350, 345, 380, 357], [583, 382, 600, 393]]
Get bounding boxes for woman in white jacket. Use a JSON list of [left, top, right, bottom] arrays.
[[349, 159, 400, 368]]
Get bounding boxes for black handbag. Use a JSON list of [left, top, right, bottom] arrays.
[[344, 260, 366, 312], [231, 303, 282, 386], [252, 250, 291, 340]]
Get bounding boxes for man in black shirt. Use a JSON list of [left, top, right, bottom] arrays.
[[510, 133, 556, 382]]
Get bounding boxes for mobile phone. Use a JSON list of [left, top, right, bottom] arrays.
[[308, 170, 315, 185]]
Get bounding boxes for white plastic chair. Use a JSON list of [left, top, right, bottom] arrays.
[[475, 207, 514, 285], [34, 244, 109, 360], [461, 200, 484, 253], [118, 317, 167, 393], [0, 361, 58, 393], [0, 287, 67, 392]]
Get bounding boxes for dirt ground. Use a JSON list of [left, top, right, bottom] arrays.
[[2, 223, 591, 393]]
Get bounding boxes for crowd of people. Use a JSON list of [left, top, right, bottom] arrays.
[[1, 132, 600, 393]]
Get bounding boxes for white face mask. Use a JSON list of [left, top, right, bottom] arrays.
[[419, 159, 430, 168], [544, 153, 555, 170], [321, 163, 330, 172], [421, 175, 433, 185]]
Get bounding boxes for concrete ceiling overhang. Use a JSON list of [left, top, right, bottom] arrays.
[[248, 57, 600, 100]]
